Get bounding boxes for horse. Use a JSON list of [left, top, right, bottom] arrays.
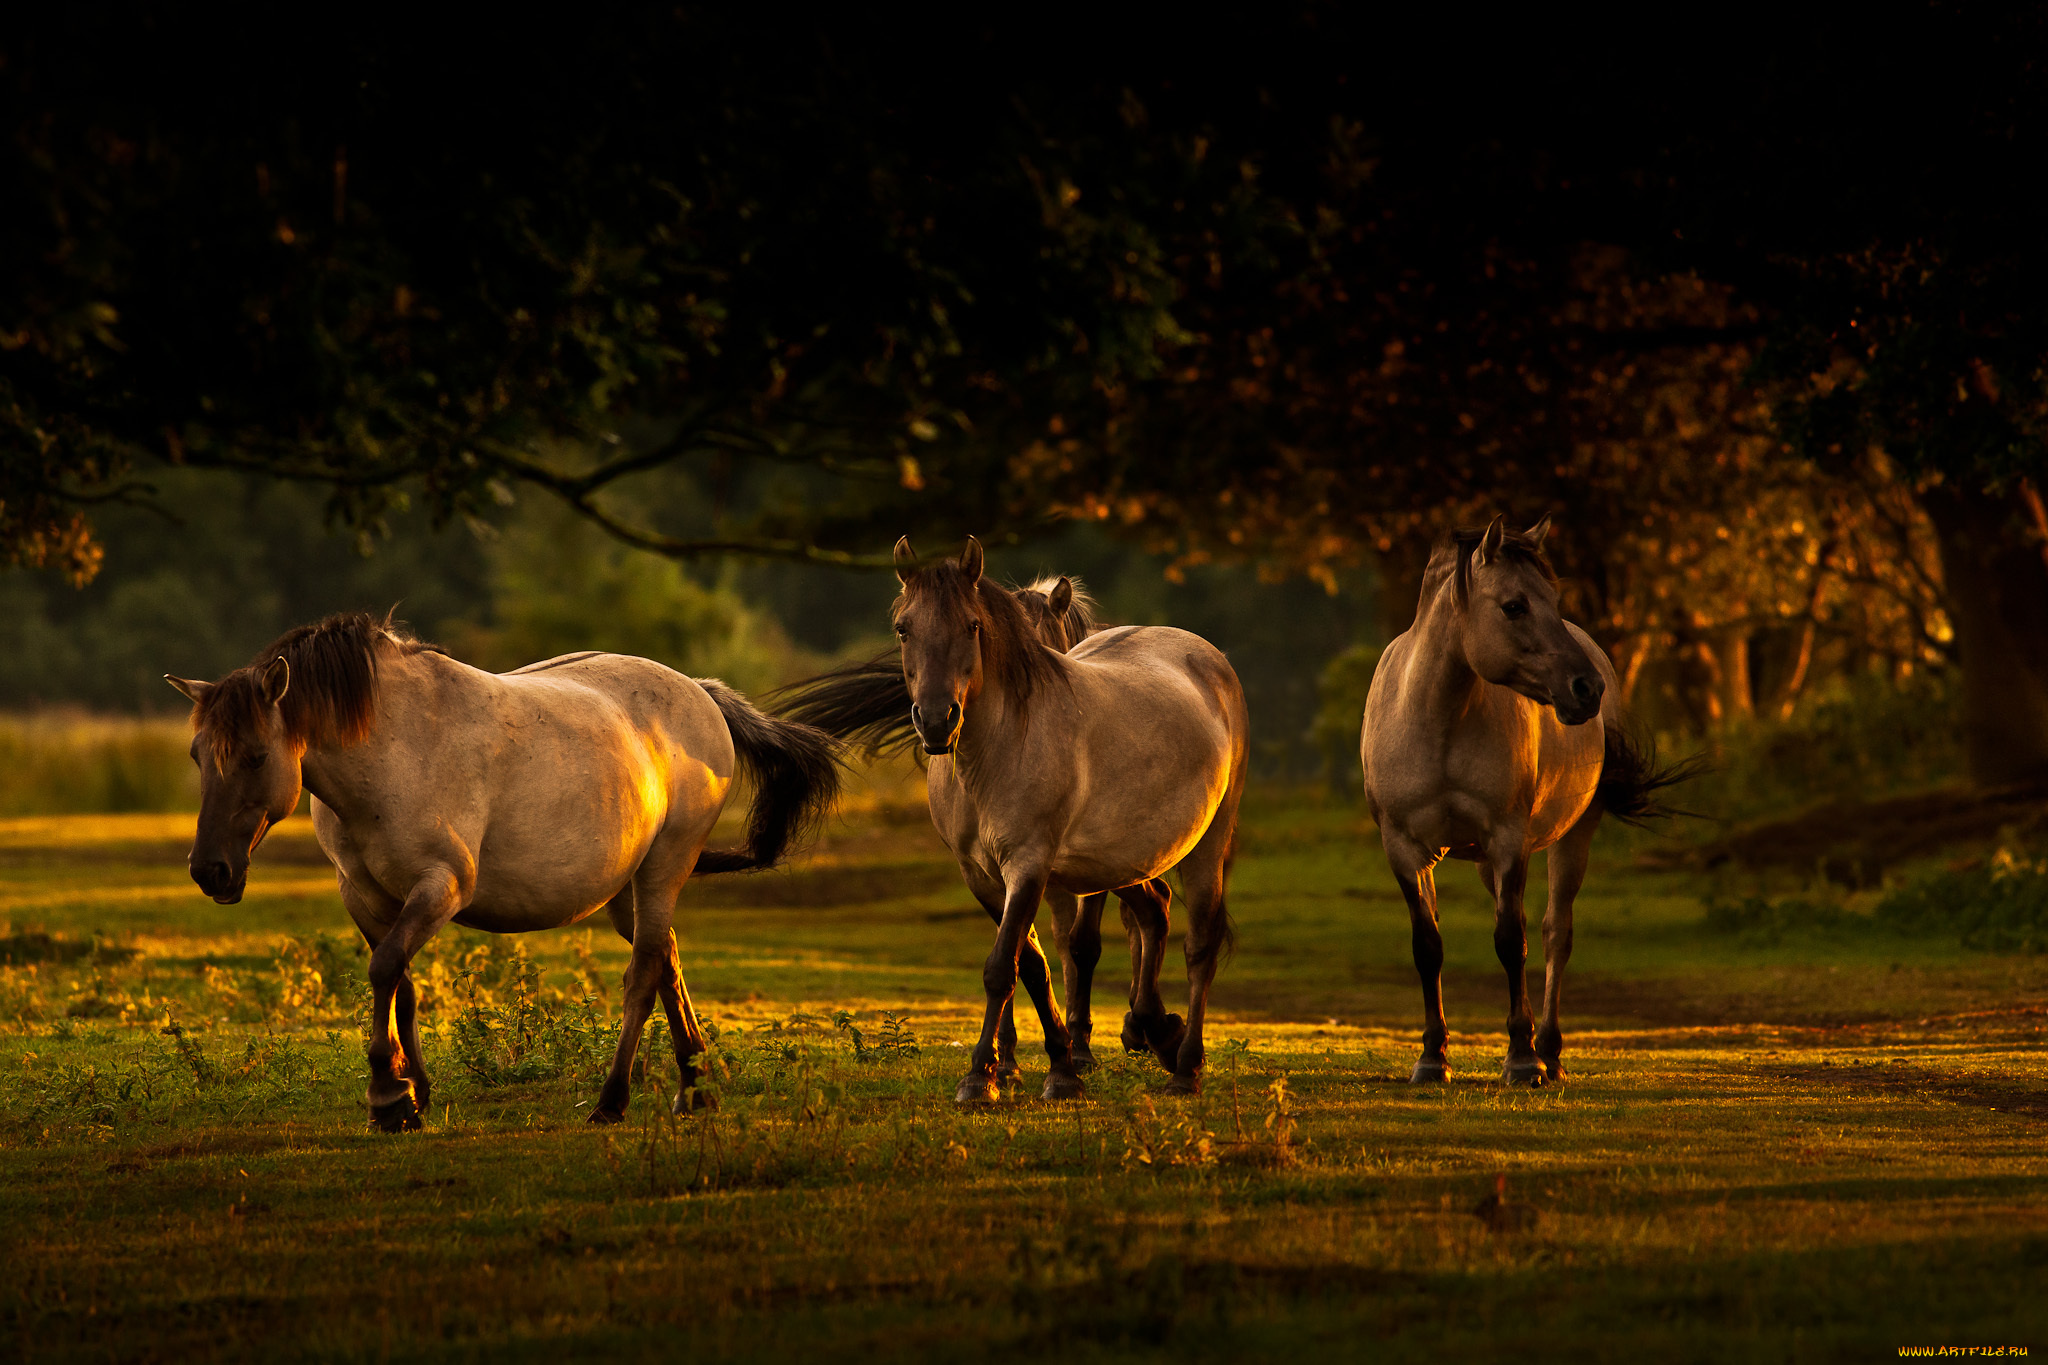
[[166, 612, 840, 1131], [774, 573, 1137, 1077], [1361, 516, 1689, 1086], [781, 537, 1249, 1102]]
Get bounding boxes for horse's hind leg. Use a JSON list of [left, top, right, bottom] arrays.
[[1051, 891, 1109, 1072], [1163, 804, 1241, 1096], [1115, 879, 1178, 1068], [593, 838, 707, 1121], [1535, 806, 1598, 1082], [1385, 830, 1449, 1083], [1484, 835, 1544, 1087]]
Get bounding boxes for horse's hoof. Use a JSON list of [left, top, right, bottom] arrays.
[[955, 1072, 1002, 1106], [1149, 1014, 1187, 1071], [1410, 1058, 1450, 1084], [1042, 1070, 1086, 1101], [1162, 1071, 1200, 1097], [368, 1092, 421, 1133], [996, 1060, 1021, 1082], [671, 1088, 717, 1115], [587, 1106, 626, 1126], [1502, 1060, 1547, 1088], [1538, 1056, 1566, 1083], [1120, 1012, 1149, 1054], [1070, 1042, 1098, 1074]]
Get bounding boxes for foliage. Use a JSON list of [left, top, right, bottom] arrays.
[[1680, 665, 1964, 827], [1875, 848, 2048, 955], [0, 714, 194, 814], [439, 939, 615, 1088]]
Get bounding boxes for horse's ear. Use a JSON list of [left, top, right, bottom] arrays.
[[1049, 576, 1074, 616], [164, 675, 209, 704], [1474, 515, 1507, 569], [260, 656, 291, 706], [960, 536, 984, 585], [893, 536, 917, 584], [1523, 513, 1553, 553]]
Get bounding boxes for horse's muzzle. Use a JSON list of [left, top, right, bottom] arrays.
[[191, 858, 246, 905], [911, 700, 962, 755], [1554, 673, 1604, 726]]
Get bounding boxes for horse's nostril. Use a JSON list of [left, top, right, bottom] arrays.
[[1570, 676, 1597, 701], [945, 703, 961, 729]]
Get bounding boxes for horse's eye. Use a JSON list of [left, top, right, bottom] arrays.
[[1502, 599, 1528, 620], [243, 752, 268, 772], [894, 625, 909, 639], [969, 619, 981, 634]]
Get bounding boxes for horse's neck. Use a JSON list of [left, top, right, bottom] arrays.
[[1405, 586, 1481, 721], [296, 662, 424, 813], [949, 676, 1049, 798]]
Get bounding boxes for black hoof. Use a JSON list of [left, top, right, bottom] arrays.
[[956, 1070, 1002, 1106], [1410, 1058, 1450, 1084], [1120, 1012, 1150, 1054], [587, 1106, 626, 1126], [1538, 1056, 1565, 1083], [1502, 1059, 1547, 1088], [369, 1091, 421, 1133], [1162, 1071, 1200, 1096], [1070, 1044, 1099, 1075], [1149, 1014, 1187, 1072], [1042, 1070, 1086, 1101]]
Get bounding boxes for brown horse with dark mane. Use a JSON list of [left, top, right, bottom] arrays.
[[168, 613, 839, 1130], [1362, 517, 1694, 1086], [781, 538, 1249, 1101]]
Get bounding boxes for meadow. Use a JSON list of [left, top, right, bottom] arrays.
[[1, 770, 2045, 1362]]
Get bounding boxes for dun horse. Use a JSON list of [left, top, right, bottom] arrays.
[[1362, 517, 1688, 1085], [168, 613, 839, 1130], [782, 539, 1249, 1101]]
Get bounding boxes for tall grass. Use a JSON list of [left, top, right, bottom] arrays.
[[0, 713, 196, 815]]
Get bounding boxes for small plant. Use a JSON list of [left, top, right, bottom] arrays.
[[1121, 1093, 1215, 1169]]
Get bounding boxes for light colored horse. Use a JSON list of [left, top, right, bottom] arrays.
[[787, 537, 1250, 1102], [1363, 516, 1680, 1085], [168, 612, 839, 1130]]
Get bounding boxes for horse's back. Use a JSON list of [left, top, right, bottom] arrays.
[[1049, 625, 1247, 889]]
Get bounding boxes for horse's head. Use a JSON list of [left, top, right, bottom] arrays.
[[893, 536, 989, 754], [1459, 514, 1605, 726], [167, 660, 304, 903], [1012, 576, 1078, 650]]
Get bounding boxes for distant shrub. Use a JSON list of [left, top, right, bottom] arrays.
[[0, 713, 196, 815], [1874, 848, 2048, 954], [1701, 893, 1850, 946], [1683, 666, 1963, 827], [1309, 642, 1382, 789]]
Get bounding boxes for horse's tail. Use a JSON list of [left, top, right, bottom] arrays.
[[695, 680, 842, 874], [1596, 718, 1708, 827], [766, 653, 920, 758]]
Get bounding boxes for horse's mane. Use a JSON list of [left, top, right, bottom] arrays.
[[1019, 575, 1101, 651], [1421, 526, 1558, 611], [894, 561, 1069, 727], [191, 611, 441, 765]]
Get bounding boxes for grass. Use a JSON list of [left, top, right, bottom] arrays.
[[0, 714, 196, 816], [1, 783, 2044, 1362]]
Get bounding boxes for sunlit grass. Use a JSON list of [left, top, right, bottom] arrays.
[[0, 793, 2044, 1361], [0, 713, 196, 816]]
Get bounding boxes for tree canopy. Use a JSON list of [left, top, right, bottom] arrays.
[[6, 6, 2048, 775]]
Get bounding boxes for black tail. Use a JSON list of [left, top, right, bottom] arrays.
[[696, 680, 843, 874], [767, 653, 920, 758], [1597, 720, 1709, 827]]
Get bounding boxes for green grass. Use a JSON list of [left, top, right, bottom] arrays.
[[2, 786, 2045, 1362]]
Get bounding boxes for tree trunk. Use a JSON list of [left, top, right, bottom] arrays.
[[1922, 481, 2048, 786]]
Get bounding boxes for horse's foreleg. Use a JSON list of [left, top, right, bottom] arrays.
[[1386, 832, 1449, 1083], [966, 863, 1057, 1083], [392, 971, 430, 1116], [961, 863, 1070, 1105], [1114, 879, 1176, 1066], [1486, 839, 1542, 1087], [364, 867, 464, 1132], [1056, 891, 1108, 1072], [1537, 806, 1598, 1082]]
